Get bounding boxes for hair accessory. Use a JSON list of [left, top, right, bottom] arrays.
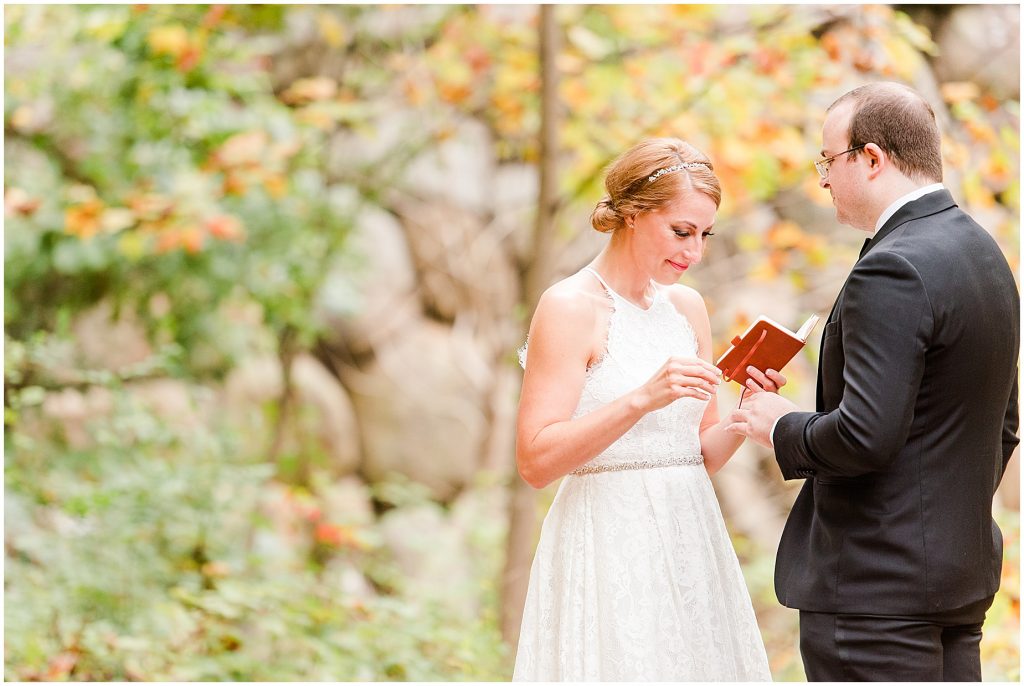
[[647, 162, 709, 183]]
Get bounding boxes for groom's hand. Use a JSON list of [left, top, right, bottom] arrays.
[[725, 391, 798, 450]]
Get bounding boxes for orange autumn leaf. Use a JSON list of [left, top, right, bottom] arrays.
[[64, 200, 105, 239], [983, 156, 1012, 185], [214, 130, 268, 169], [438, 81, 472, 105], [205, 214, 245, 241], [940, 81, 979, 105], [767, 220, 805, 250], [201, 560, 231, 578], [464, 44, 491, 75], [45, 652, 78, 681], [402, 76, 427, 106], [201, 4, 228, 29], [820, 32, 842, 61], [176, 44, 202, 73], [964, 119, 997, 145], [222, 172, 248, 196], [262, 173, 288, 198], [315, 522, 365, 550], [5, 187, 41, 217], [180, 226, 205, 254], [155, 231, 181, 254], [128, 193, 174, 221]]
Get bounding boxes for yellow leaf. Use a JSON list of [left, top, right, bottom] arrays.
[[295, 105, 334, 130], [962, 172, 995, 209], [148, 25, 190, 60], [117, 231, 146, 260], [262, 173, 288, 198], [318, 11, 347, 48], [940, 81, 980, 105], [736, 233, 762, 253], [750, 259, 779, 282], [720, 138, 754, 169], [882, 36, 923, 80], [281, 76, 338, 105], [10, 104, 47, 135]]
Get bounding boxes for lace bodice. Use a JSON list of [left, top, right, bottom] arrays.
[[520, 267, 708, 472]]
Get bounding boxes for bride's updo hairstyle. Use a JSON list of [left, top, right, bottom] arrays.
[[591, 138, 721, 234]]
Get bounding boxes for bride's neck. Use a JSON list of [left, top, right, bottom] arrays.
[[591, 241, 654, 304]]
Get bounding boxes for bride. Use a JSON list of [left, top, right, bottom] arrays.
[[513, 138, 777, 681]]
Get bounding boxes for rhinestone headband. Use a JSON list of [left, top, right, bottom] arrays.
[[647, 162, 709, 183]]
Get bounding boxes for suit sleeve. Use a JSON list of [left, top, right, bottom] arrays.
[[998, 370, 1020, 488], [774, 251, 933, 479]]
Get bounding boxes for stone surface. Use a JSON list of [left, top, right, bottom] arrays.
[[392, 196, 519, 328], [317, 475, 375, 527], [400, 115, 494, 215], [340, 318, 491, 501], [933, 5, 1020, 99], [317, 204, 420, 358], [71, 302, 152, 372]]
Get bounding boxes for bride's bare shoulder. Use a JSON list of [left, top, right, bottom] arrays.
[[535, 271, 608, 321], [524, 272, 609, 370]]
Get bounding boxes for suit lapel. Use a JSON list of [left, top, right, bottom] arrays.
[[859, 189, 957, 260], [814, 189, 957, 410]]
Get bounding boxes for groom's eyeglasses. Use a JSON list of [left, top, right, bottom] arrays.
[[814, 144, 866, 179]]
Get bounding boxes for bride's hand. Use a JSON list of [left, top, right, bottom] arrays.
[[743, 366, 787, 394], [633, 356, 722, 413]]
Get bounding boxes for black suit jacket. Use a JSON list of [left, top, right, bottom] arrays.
[[773, 189, 1020, 614]]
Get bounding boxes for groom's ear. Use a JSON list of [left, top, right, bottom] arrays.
[[863, 143, 885, 179]]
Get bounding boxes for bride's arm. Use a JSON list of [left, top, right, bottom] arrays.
[[667, 286, 783, 476], [516, 287, 650, 489]]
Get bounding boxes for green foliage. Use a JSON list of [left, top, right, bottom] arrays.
[[5, 398, 510, 681], [4, 5, 356, 379]]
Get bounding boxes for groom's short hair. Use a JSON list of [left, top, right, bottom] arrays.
[[830, 82, 943, 184]]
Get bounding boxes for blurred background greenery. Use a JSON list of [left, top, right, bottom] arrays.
[[4, 4, 1019, 681]]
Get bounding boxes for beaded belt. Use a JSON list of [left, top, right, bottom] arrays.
[[570, 454, 704, 476]]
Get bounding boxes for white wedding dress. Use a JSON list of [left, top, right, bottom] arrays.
[[513, 267, 771, 681]]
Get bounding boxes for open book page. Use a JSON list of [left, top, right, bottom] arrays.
[[796, 313, 821, 341]]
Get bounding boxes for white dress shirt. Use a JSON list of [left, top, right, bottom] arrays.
[[766, 183, 946, 447]]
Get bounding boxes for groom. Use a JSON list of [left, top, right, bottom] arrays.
[[728, 82, 1019, 681]]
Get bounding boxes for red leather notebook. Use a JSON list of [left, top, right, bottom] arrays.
[[715, 314, 820, 386]]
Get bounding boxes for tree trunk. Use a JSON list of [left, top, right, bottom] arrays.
[[500, 3, 560, 647]]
